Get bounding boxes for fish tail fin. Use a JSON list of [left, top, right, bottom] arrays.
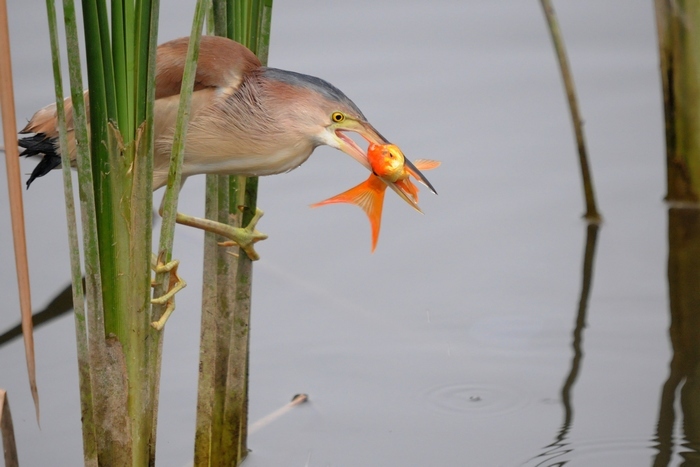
[[366, 188, 385, 252], [311, 176, 386, 252]]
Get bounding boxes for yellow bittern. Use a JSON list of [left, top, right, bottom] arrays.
[[17, 36, 435, 326], [19, 36, 434, 252]]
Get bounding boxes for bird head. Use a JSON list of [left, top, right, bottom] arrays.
[[263, 68, 436, 210], [322, 112, 437, 211]]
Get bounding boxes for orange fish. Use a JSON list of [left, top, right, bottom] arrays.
[[311, 143, 439, 252]]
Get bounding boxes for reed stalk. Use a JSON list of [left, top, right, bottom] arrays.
[[55, 4, 110, 457], [45, 0, 171, 462], [154, 0, 206, 312], [194, 1, 272, 465], [146, 8, 208, 455], [540, 0, 601, 222], [655, 1, 700, 202], [44, 0, 96, 462], [35, 0, 270, 463]]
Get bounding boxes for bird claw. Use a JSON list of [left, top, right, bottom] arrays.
[[150, 253, 187, 331], [216, 208, 268, 261]]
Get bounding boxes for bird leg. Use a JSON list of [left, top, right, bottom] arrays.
[[174, 208, 268, 261], [150, 253, 187, 331]]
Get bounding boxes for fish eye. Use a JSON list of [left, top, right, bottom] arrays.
[[386, 146, 402, 160], [331, 112, 345, 123]]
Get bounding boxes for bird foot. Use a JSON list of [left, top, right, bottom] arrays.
[[215, 208, 268, 261], [174, 208, 268, 260], [150, 253, 187, 331]]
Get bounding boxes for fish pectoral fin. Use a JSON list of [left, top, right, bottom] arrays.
[[413, 159, 441, 171], [405, 159, 441, 194]]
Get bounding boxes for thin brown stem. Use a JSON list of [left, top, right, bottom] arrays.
[[540, 0, 602, 223], [0, 0, 39, 423]]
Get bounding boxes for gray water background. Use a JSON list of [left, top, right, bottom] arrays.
[[0, 1, 674, 465]]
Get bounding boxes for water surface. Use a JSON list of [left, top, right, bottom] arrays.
[[1, 1, 686, 466]]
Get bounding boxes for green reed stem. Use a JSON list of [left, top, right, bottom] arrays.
[[154, 0, 207, 303], [44, 0, 97, 463], [194, 2, 272, 465]]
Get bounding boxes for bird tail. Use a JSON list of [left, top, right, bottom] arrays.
[[18, 134, 62, 188]]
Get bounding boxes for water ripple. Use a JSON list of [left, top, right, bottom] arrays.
[[424, 382, 531, 416], [517, 436, 657, 466]]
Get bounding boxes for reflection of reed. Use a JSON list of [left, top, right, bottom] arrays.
[[0, 212, 157, 348], [653, 208, 700, 466], [0, 283, 72, 348], [525, 224, 600, 466]]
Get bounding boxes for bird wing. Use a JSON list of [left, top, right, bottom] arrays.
[[20, 35, 262, 183], [155, 35, 261, 99], [19, 90, 89, 138]]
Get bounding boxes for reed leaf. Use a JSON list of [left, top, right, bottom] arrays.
[[57, 0, 164, 462], [79, 0, 117, 324], [135, 0, 161, 454], [59, 0, 112, 461], [112, 0, 130, 135]]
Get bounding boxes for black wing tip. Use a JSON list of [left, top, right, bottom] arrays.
[[25, 154, 61, 189], [18, 133, 57, 156], [18, 134, 61, 188]]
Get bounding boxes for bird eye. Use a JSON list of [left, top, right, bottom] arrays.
[[331, 112, 345, 122]]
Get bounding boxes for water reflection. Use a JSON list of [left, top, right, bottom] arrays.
[[0, 282, 72, 347], [523, 224, 600, 466], [654, 207, 700, 466]]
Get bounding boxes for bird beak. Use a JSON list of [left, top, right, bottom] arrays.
[[332, 119, 386, 171], [333, 119, 437, 212]]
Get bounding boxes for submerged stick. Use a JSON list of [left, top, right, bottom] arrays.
[[0, 0, 39, 423], [540, 0, 602, 223], [249, 394, 308, 434]]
